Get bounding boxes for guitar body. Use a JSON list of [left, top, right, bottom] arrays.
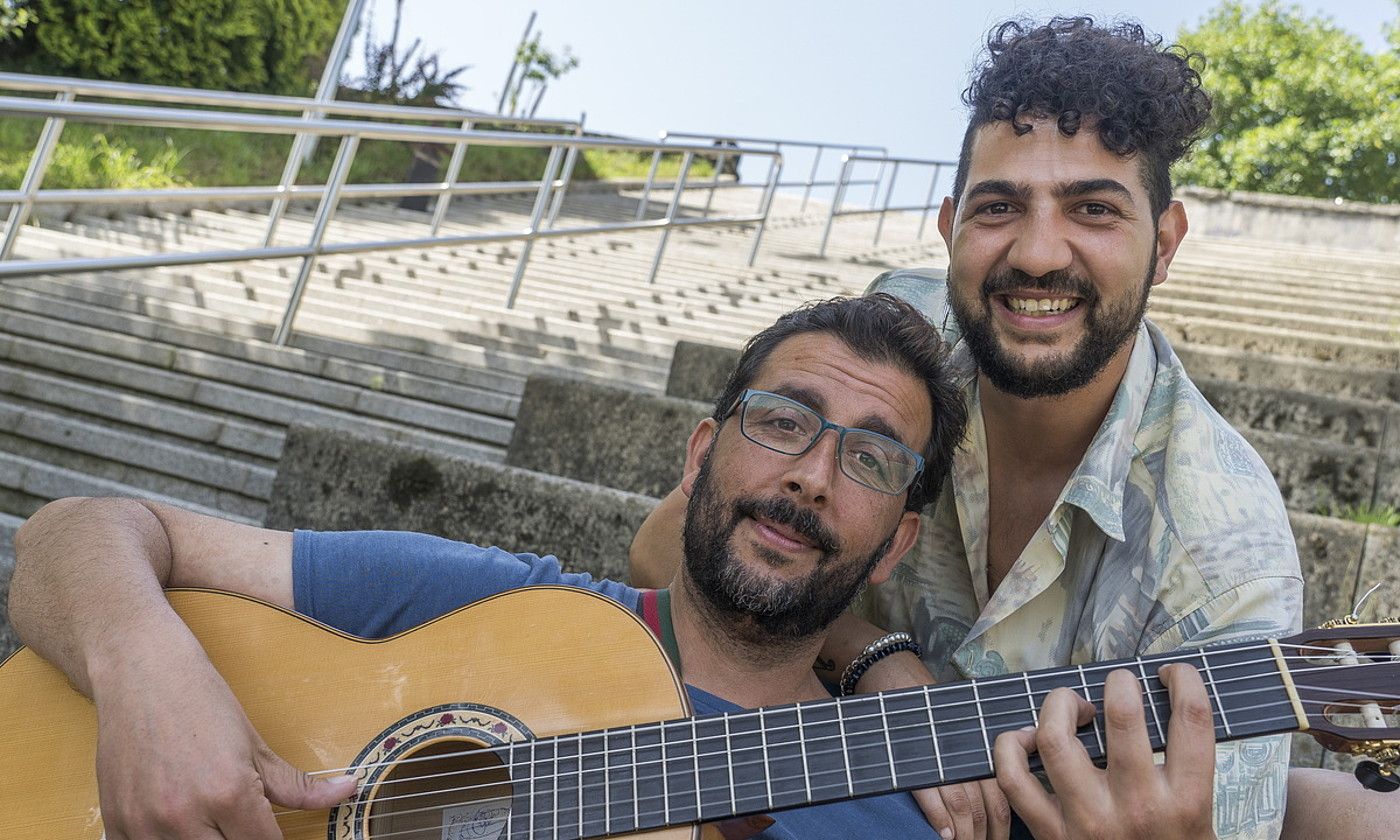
[[0, 587, 697, 839]]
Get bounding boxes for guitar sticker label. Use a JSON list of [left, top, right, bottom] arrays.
[[441, 799, 509, 840]]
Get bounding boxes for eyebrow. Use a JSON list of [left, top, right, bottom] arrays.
[[962, 179, 1029, 204], [1054, 178, 1136, 204], [768, 385, 911, 449]]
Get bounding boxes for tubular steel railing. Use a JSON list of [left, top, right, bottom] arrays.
[[0, 89, 782, 346], [818, 153, 955, 257]]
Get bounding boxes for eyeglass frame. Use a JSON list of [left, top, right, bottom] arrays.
[[723, 388, 926, 496]]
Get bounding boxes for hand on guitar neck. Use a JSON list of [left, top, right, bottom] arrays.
[[994, 664, 1218, 840]]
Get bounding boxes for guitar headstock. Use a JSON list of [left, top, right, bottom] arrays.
[[1279, 620, 1400, 789]]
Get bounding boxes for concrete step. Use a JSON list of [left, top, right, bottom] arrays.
[[0, 450, 257, 524]]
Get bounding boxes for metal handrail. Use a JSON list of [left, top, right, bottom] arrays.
[[819, 153, 956, 256], [0, 95, 781, 344], [0, 71, 582, 131], [656, 131, 891, 215]]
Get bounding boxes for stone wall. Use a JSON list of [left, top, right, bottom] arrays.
[[507, 374, 709, 498], [265, 425, 657, 582], [1178, 186, 1400, 252]]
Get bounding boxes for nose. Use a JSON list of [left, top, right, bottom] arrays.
[[778, 426, 839, 505], [1005, 207, 1073, 279]]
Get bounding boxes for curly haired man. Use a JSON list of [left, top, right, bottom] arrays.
[[633, 17, 1312, 840]]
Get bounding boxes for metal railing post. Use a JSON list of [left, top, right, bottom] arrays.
[[800, 145, 822, 214], [918, 164, 942, 240], [818, 156, 852, 258], [701, 148, 726, 218], [262, 132, 310, 247], [546, 117, 585, 228], [647, 150, 693, 285], [747, 155, 781, 266], [869, 156, 887, 207], [1, 90, 72, 261], [873, 161, 900, 247], [429, 119, 473, 236], [272, 135, 359, 346], [504, 144, 566, 308], [636, 148, 662, 221]]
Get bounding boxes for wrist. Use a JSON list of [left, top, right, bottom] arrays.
[[855, 649, 934, 693], [839, 632, 922, 695]]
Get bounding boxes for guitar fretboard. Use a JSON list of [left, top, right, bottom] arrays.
[[500, 642, 1296, 839]]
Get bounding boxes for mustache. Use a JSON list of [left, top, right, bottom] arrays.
[[982, 268, 1099, 304], [734, 495, 839, 556]]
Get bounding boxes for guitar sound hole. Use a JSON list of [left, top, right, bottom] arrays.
[[364, 737, 513, 840]]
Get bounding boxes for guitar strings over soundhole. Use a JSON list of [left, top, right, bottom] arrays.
[[364, 737, 513, 840]]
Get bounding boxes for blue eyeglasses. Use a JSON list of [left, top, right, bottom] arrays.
[[726, 389, 924, 495]]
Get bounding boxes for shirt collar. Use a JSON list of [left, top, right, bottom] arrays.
[[1055, 321, 1158, 542]]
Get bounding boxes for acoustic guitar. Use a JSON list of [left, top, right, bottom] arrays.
[[1, 586, 1397, 839]]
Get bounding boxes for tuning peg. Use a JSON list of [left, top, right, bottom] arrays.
[[1354, 760, 1400, 793]]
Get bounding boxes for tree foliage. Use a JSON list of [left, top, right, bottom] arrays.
[[1175, 1, 1399, 203], [347, 0, 469, 107], [1, 0, 343, 95]]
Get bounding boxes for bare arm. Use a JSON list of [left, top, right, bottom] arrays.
[[1282, 768, 1400, 839], [628, 485, 687, 588], [9, 496, 352, 838]]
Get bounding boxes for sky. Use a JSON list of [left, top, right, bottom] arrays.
[[340, 1, 1396, 193]]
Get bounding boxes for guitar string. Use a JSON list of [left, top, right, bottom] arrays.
[[273, 661, 1399, 825], [337, 691, 1370, 840], [294, 641, 1393, 783], [319, 693, 1382, 840], [301, 655, 1396, 806]]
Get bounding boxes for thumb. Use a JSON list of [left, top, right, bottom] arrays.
[[257, 747, 358, 810]]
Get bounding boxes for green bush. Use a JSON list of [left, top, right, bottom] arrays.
[[4, 0, 342, 95]]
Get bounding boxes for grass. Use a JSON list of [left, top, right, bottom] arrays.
[[0, 115, 711, 192], [1320, 502, 1400, 527]]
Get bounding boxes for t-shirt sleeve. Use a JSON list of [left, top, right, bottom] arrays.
[[292, 529, 640, 638]]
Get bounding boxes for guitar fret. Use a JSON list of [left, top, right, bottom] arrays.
[[970, 680, 994, 768], [796, 703, 814, 803], [505, 742, 516, 840], [528, 739, 539, 839], [575, 733, 584, 837], [660, 719, 698, 825], [759, 707, 774, 810], [552, 735, 560, 840], [924, 685, 945, 780], [631, 725, 640, 830], [659, 722, 671, 825], [1197, 651, 1232, 738], [1077, 664, 1106, 755], [834, 697, 856, 797], [632, 723, 666, 832], [692, 718, 702, 820], [724, 712, 737, 816], [879, 693, 898, 786], [1023, 672, 1039, 726], [1136, 658, 1167, 748]]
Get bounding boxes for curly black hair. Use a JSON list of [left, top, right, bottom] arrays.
[[952, 16, 1212, 220]]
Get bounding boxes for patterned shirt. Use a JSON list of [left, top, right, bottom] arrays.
[[854, 320, 1303, 840]]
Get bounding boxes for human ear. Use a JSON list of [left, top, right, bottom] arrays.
[[937, 196, 956, 250], [1152, 201, 1189, 286], [679, 418, 719, 498], [868, 511, 921, 585]]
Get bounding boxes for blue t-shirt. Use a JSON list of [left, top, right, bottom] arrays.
[[292, 529, 935, 840]]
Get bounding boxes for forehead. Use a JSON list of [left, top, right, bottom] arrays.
[[749, 331, 931, 448], [964, 118, 1149, 201]]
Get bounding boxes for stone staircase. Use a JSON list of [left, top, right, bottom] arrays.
[[2, 182, 1398, 552]]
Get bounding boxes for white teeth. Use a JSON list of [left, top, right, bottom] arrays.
[[1006, 296, 1078, 315]]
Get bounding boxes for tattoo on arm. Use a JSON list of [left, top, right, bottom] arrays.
[[813, 656, 837, 678]]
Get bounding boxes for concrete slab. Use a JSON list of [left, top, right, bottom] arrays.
[[266, 425, 657, 582], [666, 340, 741, 404], [506, 374, 710, 498]]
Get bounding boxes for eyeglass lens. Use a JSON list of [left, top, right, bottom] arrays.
[[740, 392, 917, 494]]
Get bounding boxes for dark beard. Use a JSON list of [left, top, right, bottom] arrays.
[[948, 254, 1154, 399], [681, 451, 894, 644]]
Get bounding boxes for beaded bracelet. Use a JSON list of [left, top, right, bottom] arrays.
[[838, 632, 922, 696]]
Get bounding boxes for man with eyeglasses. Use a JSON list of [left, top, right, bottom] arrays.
[[13, 293, 1019, 839]]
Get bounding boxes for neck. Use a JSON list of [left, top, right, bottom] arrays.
[[668, 572, 832, 707], [978, 336, 1135, 474]]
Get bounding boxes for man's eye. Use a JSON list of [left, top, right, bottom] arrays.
[[1079, 202, 1114, 216], [981, 201, 1012, 215]]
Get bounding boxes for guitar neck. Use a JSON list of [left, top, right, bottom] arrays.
[[504, 641, 1300, 838]]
